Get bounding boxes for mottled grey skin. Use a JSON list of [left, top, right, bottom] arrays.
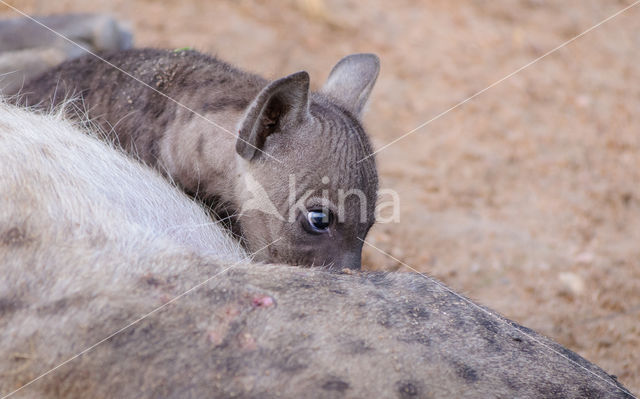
[[0, 103, 634, 398], [19, 48, 379, 270], [0, 14, 132, 94]]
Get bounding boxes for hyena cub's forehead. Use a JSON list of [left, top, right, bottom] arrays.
[[308, 99, 378, 192]]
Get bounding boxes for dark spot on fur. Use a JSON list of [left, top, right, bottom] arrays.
[[329, 288, 348, 295], [396, 380, 420, 398], [477, 313, 500, 335], [106, 317, 167, 355], [537, 382, 568, 398], [365, 272, 390, 287], [36, 295, 91, 316], [341, 338, 373, 355], [272, 349, 311, 374], [217, 353, 247, 375], [398, 331, 431, 347], [579, 385, 607, 399], [473, 312, 505, 350], [287, 277, 314, 290], [557, 346, 583, 365], [509, 321, 536, 336], [1, 226, 31, 247], [322, 378, 350, 392], [404, 302, 430, 321], [453, 361, 479, 383], [500, 375, 522, 391], [406, 279, 431, 294], [144, 275, 163, 287], [36, 298, 69, 315], [0, 297, 22, 316]]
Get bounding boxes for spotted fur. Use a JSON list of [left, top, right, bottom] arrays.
[[0, 102, 634, 398]]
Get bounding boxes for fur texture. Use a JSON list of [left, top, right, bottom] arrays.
[[19, 48, 379, 269], [0, 102, 634, 398]]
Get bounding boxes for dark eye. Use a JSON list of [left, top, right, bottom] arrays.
[[305, 209, 333, 233]]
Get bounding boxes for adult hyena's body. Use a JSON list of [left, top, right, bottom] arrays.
[[21, 48, 379, 269], [0, 103, 633, 398]]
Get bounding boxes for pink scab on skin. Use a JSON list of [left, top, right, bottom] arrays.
[[252, 295, 275, 308]]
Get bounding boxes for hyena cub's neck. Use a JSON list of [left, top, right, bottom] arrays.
[[157, 61, 268, 213]]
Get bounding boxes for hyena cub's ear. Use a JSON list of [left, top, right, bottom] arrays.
[[321, 53, 380, 117], [236, 71, 310, 160]]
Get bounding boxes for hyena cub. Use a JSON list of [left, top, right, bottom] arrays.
[[21, 49, 379, 269]]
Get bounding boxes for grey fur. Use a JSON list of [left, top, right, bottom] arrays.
[[18, 48, 379, 269], [236, 71, 310, 161], [0, 102, 634, 398], [321, 53, 380, 116]]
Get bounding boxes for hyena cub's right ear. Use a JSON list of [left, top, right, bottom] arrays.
[[321, 53, 380, 117], [236, 71, 310, 161]]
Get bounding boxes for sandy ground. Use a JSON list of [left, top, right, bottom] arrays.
[[2, 0, 639, 393]]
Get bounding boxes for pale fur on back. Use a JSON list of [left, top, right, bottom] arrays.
[[0, 100, 245, 261]]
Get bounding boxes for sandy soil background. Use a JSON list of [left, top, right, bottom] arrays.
[[2, 0, 638, 393]]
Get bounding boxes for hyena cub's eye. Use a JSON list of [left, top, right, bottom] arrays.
[[304, 209, 333, 234]]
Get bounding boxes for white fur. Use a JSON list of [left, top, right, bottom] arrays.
[[0, 100, 245, 289]]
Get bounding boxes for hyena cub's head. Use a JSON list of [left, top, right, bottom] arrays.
[[235, 54, 380, 270]]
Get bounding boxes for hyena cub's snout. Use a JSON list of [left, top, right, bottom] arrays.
[[242, 202, 368, 270]]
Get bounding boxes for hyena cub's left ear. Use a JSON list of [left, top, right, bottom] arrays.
[[321, 53, 380, 117], [236, 71, 310, 161]]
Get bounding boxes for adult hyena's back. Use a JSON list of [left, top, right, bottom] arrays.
[[0, 103, 633, 398], [20, 48, 266, 164], [0, 101, 245, 259]]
